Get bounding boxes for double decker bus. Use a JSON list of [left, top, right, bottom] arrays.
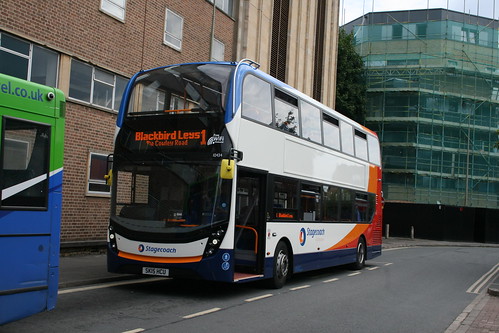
[[107, 60, 382, 288], [0, 74, 65, 324]]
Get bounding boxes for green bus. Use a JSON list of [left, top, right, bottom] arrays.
[[0, 73, 65, 324]]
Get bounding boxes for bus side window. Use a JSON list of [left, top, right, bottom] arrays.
[[273, 177, 298, 220], [322, 185, 340, 222], [300, 184, 321, 221], [340, 188, 354, 221], [242, 75, 272, 125], [354, 192, 368, 222], [1, 118, 50, 209]]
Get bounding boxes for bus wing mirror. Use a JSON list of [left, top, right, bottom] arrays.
[[220, 159, 234, 179], [104, 169, 113, 186], [104, 154, 113, 185]]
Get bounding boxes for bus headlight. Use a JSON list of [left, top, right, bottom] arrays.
[[108, 225, 117, 252], [204, 228, 225, 258]]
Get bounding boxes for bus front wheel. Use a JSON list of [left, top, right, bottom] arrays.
[[269, 241, 289, 289], [350, 237, 366, 270]]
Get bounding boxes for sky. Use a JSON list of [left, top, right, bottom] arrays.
[[340, 0, 499, 25]]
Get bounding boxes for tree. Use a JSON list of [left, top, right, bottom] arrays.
[[335, 28, 367, 124]]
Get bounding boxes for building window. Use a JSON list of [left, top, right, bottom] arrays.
[[211, 38, 225, 61], [100, 0, 126, 21], [461, 28, 479, 44], [87, 152, 111, 196], [208, 0, 234, 16], [0, 32, 58, 87], [416, 23, 427, 38], [69, 59, 127, 111], [392, 25, 403, 39], [164, 9, 184, 51], [270, 0, 289, 82]]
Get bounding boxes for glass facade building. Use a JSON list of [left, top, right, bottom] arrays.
[[345, 9, 499, 209]]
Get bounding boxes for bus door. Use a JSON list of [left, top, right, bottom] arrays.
[[234, 169, 267, 275]]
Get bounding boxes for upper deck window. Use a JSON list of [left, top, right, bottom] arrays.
[[323, 113, 340, 151], [274, 89, 299, 136], [242, 75, 272, 125], [340, 121, 354, 156], [300, 101, 321, 143], [127, 64, 233, 116], [354, 129, 368, 160]]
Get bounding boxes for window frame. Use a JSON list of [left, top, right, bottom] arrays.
[[164, 8, 184, 51], [274, 88, 300, 136], [269, 175, 376, 224], [69, 59, 127, 112], [100, 0, 127, 21], [241, 74, 273, 125], [0, 32, 59, 87], [211, 38, 225, 62], [207, 0, 234, 17], [1, 117, 51, 210], [86, 151, 112, 197]]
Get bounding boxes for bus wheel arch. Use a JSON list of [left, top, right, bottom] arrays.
[[268, 238, 293, 289], [350, 235, 367, 270]]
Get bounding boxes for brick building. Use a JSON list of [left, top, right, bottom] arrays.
[[0, 0, 339, 246]]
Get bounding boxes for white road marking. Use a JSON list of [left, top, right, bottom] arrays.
[[245, 294, 273, 302], [183, 308, 221, 319], [367, 266, 380, 271], [122, 329, 145, 333], [58, 277, 165, 294], [290, 285, 311, 291], [348, 272, 361, 276], [323, 278, 339, 283], [466, 263, 499, 294]]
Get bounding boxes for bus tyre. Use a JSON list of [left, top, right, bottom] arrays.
[[269, 241, 289, 289], [350, 238, 366, 270]]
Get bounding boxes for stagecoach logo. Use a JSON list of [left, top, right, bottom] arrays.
[[299, 228, 306, 246], [137, 243, 177, 254], [207, 134, 224, 145], [299, 227, 326, 246]]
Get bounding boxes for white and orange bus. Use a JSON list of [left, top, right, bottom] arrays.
[[107, 59, 382, 288]]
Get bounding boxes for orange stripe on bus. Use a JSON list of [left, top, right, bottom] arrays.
[[118, 251, 203, 263], [368, 165, 378, 193], [325, 224, 370, 251]]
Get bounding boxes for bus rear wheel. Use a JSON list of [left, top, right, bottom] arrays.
[[350, 237, 366, 270], [269, 241, 289, 289]]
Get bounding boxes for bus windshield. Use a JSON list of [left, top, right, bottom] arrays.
[[127, 63, 233, 115], [112, 161, 232, 236]]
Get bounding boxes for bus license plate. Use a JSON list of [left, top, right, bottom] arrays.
[[142, 267, 169, 277]]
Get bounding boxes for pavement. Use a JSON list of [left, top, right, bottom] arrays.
[[59, 237, 499, 332]]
